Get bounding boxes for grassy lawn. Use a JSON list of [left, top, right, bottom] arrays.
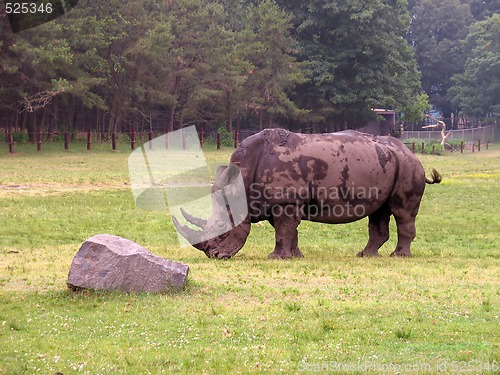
[[0, 141, 499, 374]]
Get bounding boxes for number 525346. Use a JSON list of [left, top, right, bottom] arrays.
[[5, 2, 54, 14]]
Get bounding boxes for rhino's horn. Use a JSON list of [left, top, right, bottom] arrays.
[[172, 216, 208, 251], [180, 207, 208, 228]]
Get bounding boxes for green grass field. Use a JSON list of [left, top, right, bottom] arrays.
[[0, 141, 499, 374]]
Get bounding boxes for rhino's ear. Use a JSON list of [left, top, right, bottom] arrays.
[[215, 166, 228, 180], [215, 164, 241, 189]]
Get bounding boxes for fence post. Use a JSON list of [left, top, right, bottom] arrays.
[[37, 128, 42, 151], [477, 139, 481, 152], [216, 132, 221, 150], [131, 127, 136, 150], [112, 133, 117, 150], [412, 142, 415, 153], [472, 142, 475, 153], [234, 130, 239, 148], [148, 131, 154, 150], [486, 141, 490, 150], [432, 145, 435, 155], [64, 132, 69, 150], [421, 142, 425, 155], [461, 141, 464, 153], [87, 130, 92, 150], [8, 132, 14, 153]]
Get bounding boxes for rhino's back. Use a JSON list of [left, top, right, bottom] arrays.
[[270, 130, 400, 192], [233, 129, 425, 223]]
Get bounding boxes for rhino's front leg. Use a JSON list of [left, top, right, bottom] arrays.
[[268, 205, 303, 259]]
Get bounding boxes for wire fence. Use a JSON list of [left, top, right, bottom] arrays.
[[1, 128, 260, 154], [403, 139, 492, 154], [2, 126, 496, 154], [401, 125, 496, 143]]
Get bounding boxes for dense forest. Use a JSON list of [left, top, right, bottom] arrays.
[[0, 0, 498, 137]]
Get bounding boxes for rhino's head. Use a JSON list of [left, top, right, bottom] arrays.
[[172, 164, 251, 259]]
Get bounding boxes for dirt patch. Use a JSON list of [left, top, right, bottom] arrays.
[[0, 183, 130, 197], [0, 184, 31, 190]]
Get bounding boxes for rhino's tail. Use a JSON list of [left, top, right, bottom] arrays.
[[425, 168, 442, 184]]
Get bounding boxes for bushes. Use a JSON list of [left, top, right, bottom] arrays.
[[2, 131, 31, 143], [446, 140, 464, 151], [403, 138, 444, 155], [217, 126, 234, 147]]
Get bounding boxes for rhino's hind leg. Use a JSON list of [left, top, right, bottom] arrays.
[[357, 206, 391, 257], [268, 205, 302, 259], [291, 230, 303, 258], [390, 217, 416, 257]]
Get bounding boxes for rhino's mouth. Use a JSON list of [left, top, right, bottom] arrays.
[[173, 209, 251, 259], [172, 163, 251, 259]]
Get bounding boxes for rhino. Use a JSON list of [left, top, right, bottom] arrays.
[[173, 129, 441, 259]]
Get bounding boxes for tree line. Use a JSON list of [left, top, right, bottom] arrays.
[[0, 0, 498, 138]]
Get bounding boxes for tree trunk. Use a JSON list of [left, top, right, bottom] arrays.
[[63, 99, 76, 131], [96, 109, 101, 142], [179, 108, 185, 129], [51, 102, 59, 133], [9, 111, 17, 132], [108, 115, 117, 136], [40, 110, 49, 140], [167, 104, 176, 133], [21, 111, 27, 132], [342, 109, 348, 130], [75, 103, 84, 132], [226, 93, 233, 133], [26, 111, 36, 142], [116, 115, 122, 133], [101, 110, 106, 135]]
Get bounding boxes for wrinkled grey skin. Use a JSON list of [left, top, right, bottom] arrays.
[[174, 129, 441, 259]]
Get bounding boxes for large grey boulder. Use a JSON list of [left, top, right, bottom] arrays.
[[68, 234, 189, 292]]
